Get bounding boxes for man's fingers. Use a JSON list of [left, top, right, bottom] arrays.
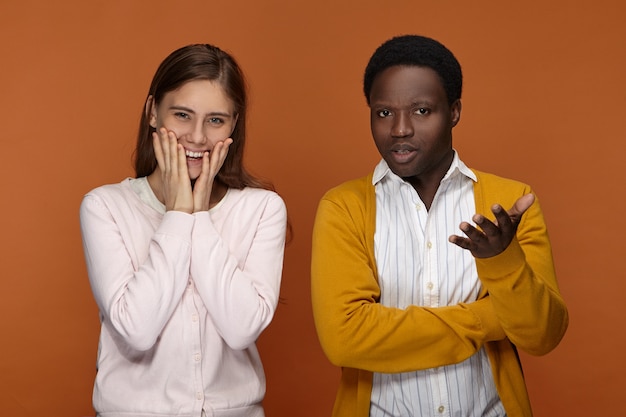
[[451, 195, 534, 259], [460, 221, 487, 242], [472, 213, 501, 238], [449, 235, 472, 250], [508, 193, 535, 220]]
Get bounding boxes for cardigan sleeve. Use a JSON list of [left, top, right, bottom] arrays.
[[311, 182, 506, 373], [473, 177, 568, 356], [189, 191, 287, 350], [79, 192, 193, 352]]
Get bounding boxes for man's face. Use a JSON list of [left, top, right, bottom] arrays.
[[369, 65, 460, 182]]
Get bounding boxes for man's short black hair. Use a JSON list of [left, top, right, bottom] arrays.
[[363, 35, 463, 105]]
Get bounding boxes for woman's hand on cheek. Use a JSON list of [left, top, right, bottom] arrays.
[[193, 138, 233, 212], [153, 128, 194, 213]]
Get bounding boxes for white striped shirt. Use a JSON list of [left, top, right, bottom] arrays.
[[370, 153, 505, 417]]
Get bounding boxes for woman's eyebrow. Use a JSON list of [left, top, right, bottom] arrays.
[[168, 105, 233, 117]]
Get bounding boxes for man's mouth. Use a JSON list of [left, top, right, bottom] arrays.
[[390, 143, 416, 153], [389, 145, 417, 163]]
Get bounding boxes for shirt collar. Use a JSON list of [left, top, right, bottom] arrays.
[[372, 150, 477, 186]]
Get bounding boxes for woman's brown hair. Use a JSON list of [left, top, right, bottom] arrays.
[[134, 44, 272, 191]]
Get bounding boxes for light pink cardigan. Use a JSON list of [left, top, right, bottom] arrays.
[[80, 178, 287, 417]]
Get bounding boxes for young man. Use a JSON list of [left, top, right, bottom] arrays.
[[311, 35, 568, 417]]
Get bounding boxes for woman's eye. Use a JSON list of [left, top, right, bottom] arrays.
[[175, 112, 190, 119], [377, 109, 392, 118], [208, 117, 224, 125]]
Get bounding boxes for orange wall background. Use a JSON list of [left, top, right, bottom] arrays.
[[1, 1, 624, 416]]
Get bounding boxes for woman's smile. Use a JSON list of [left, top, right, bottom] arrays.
[[185, 149, 206, 159]]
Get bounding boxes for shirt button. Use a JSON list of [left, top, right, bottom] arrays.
[[438, 405, 445, 413], [427, 241, 433, 249], [196, 392, 203, 400], [427, 282, 434, 290], [415, 204, 422, 211], [194, 353, 201, 362], [192, 314, 198, 322]]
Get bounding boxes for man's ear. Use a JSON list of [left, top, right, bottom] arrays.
[[451, 99, 462, 127], [145, 96, 157, 128]]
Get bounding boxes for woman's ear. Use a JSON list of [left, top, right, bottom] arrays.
[[145, 96, 157, 128], [451, 99, 462, 127]]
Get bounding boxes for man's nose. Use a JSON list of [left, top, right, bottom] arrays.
[[391, 112, 414, 138]]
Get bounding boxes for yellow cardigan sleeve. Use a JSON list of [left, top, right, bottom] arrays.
[[472, 171, 568, 356], [311, 176, 506, 373]]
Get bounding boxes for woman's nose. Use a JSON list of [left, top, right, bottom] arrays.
[[186, 121, 207, 144]]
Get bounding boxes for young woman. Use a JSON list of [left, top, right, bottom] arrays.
[[80, 44, 287, 417]]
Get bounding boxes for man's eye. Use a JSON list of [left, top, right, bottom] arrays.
[[377, 109, 392, 118], [415, 108, 429, 115]]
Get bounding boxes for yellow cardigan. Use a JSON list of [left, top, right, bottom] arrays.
[[311, 170, 568, 417]]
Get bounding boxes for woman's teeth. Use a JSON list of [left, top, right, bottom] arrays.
[[185, 150, 205, 158]]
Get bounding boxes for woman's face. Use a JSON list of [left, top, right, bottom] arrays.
[[149, 79, 237, 180]]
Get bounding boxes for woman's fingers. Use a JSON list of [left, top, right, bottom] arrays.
[[176, 141, 188, 179], [152, 132, 165, 171], [210, 138, 233, 177], [192, 138, 233, 212]]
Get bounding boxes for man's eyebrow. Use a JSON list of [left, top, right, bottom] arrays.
[[411, 100, 435, 107], [369, 99, 434, 108]]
